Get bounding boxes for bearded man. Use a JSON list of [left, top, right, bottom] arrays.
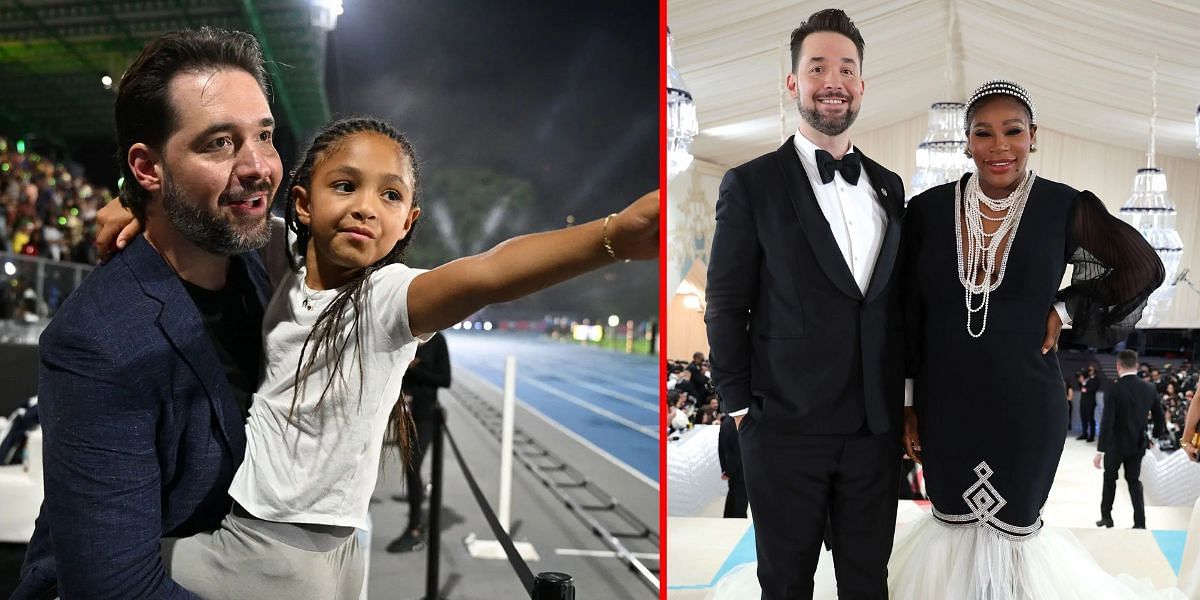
[[704, 8, 907, 599], [15, 28, 282, 599]]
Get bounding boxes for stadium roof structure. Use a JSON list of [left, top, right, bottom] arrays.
[[0, 0, 331, 147]]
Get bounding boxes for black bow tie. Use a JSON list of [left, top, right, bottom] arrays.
[[814, 149, 861, 185]]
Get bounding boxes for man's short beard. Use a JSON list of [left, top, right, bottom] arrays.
[[799, 101, 858, 137], [162, 172, 272, 257]]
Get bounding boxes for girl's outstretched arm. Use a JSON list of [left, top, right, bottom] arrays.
[[407, 190, 658, 337]]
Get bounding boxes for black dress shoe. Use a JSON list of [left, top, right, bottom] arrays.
[[1087, 437, 1095, 443], [386, 529, 426, 553], [1096, 517, 1114, 528], [1076, 434, 1089, 440], [1132, 524, 1146, 529]]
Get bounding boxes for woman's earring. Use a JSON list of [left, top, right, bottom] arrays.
[[1030, 144, 1037, 153], [964, 149, 973, 159]]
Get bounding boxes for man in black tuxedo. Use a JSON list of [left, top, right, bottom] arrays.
[[705, 9, 905, 599], [1095, 350, 1166, 529], [1079, 364, 1100, 442], [718, 413, 747, 518]]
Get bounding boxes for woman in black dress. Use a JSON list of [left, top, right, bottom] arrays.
[[890, 80, 1179, 598]]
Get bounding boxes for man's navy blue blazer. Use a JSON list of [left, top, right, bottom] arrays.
[[13, 235, 269, 599]]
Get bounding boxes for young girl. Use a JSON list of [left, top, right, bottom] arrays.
[[145, 117, 657, 598]]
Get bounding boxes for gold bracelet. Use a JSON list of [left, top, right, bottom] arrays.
[[602, 213, 629, 263]]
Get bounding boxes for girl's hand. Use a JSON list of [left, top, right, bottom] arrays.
[[94, 200, 141, 263], [606, 190, 659, 261]]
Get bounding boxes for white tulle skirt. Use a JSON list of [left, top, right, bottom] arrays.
[[706, 516, 1187, 600]]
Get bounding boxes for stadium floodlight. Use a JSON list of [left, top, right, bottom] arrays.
[[311, 0, 344, 31]]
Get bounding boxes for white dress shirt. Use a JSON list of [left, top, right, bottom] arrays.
[[792, 132, 887, 295]]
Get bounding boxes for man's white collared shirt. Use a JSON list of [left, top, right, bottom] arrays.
[[792, 131, 887, 295]]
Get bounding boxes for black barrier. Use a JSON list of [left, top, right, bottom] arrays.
[[425, 405, 445, 600], [426, 404, 575, 599], [532, 572, 575, 599]]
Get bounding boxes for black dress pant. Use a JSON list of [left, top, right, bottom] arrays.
[[739, 417, 901, 600], [1081, 397, 1097, 438], [405, 415, 436, 531], [1101, 451, 1145, 528], [723, 472, 748, 518]]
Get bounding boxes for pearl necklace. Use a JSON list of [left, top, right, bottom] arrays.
[[954, 171, 1036, 338]]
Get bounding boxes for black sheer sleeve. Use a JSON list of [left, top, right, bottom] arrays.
[[1056, 191, 1165, 348]]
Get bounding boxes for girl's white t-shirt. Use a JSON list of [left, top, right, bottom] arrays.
[[227, 262, 428, 529]]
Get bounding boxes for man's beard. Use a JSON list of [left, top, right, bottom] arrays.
[[162, 172, 272, 256], [799, 97, 858, 136]]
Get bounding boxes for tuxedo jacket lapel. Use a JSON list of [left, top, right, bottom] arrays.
[[860, 153, 902, 302], [775, 138, 863, 300]]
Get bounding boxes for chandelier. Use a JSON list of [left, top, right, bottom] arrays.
[[1118, 56, 1182, 327], [909, 102, 973, 202], [666, 27, 698, 181]]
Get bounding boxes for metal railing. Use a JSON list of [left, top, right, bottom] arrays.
[[1, 252, 94, 320]]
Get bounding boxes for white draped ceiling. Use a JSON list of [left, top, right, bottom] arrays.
[[669, 0, 1200, 168], [667, 0, 1200, 327]]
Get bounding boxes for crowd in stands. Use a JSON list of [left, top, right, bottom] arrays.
[[0, 138, 108, 264], [0, 137, 109, 321], [666, 352, 718, 432]]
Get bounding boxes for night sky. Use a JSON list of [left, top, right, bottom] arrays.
[[324, 1, 659, 321]]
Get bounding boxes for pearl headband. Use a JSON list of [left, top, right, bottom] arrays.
[[965, 79, 1037, 129]]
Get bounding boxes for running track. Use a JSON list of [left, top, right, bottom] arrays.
[[445, 331, 659, 485]]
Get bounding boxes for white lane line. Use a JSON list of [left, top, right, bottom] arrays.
[[458, 369, 659, 491], [570, 380, 658, 412], [527, 363, 659, 397], [554, 548, 659, 560], [517, 377, 658, 438], [454, 358, 658, 428]]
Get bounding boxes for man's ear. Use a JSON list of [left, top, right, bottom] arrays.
[[785, 72, 800, 100], [128, 143, 162, 194]]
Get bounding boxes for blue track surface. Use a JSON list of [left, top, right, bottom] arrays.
[[445, 331, 659, 483]]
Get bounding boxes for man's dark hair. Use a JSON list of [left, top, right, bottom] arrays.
[[789, 9, 865, 74], [1117, 349, 1139, 371], [115, 27, 269, 213]]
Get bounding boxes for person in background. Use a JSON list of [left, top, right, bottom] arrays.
[[718, 411, 747, 518], [1095, 349, 1167, 529], [388, 331, 451, 553]]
